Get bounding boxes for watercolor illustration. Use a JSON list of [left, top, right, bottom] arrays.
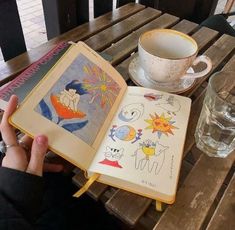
[[145, 113, 178, 139], [132, 140, 168, 175], [99, 146, 124, 168], [35, 54, 120, 145], [109, 125, 142, 143], [118, 103, 144, 122]]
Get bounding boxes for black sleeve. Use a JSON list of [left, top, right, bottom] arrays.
[[0, 167, 44, 230]]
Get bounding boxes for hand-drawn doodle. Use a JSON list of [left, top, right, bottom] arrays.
[[132, 140, 168, 175], [82, 64, 120, 109], [129, 93, 181, 115], [144, 93, 163, 101], [145, 113, 178, 139], [99, 146, 124, 168], [118, 103, 144, 122], [109, 125, 142, 143], [155, 95, 181, 115]]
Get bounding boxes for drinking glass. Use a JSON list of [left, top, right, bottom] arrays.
[[195, 71, 235, 157]]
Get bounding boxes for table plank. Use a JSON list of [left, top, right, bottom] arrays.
[[105, 190, 152, 226], [187, 35, 235, 97], [171, 19, 198, 34], [206, 173, 235, 230], [85, 7, 161, 51], [104, 13, 180, 66], [0, 3, 145, 84], [222, 55, 235, 72], [154, 149, 235, 230], [191, 27, 219, 51]]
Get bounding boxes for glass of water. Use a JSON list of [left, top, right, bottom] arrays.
[[195, 71, 235, 158]]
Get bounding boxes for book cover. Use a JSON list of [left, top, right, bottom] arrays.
[[0, 42, 70, 103], [9, 41, 191, 205]]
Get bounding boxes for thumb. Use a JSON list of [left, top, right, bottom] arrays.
[[27, 135, 48, 176]]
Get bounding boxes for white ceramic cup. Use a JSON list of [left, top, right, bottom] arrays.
[[138, 29, 212, 83]]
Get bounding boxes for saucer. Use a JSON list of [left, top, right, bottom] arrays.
[[128, 56, 195, 94]]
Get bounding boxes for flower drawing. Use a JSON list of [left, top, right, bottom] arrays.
[[50, 95, 86, 119], [82, 64, 120, 109], [39, 80, 89, 133]]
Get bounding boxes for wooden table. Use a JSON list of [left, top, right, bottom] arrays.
[[0, 3, 234, 230]]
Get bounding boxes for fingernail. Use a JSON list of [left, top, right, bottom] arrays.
[[36, 135, 48, 145]]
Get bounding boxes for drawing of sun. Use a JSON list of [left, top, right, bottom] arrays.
[[145, 113, 177, 138], [82, 64, 120, 109]]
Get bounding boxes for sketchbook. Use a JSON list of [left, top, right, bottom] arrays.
[[10, 41, 191, 206]]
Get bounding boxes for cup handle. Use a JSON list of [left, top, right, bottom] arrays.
[[181, 55, 212, 79]]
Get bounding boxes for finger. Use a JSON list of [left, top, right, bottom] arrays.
[[0, 95, 18, 145], [26, 135, 48, 176], [43, 163, 64, 173]]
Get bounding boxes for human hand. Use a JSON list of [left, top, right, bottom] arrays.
[[0, 95, 63, 176]]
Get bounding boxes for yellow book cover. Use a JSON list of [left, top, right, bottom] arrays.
[[10, 41, 191, 205]]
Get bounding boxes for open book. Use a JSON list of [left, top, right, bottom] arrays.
[[10, 42, 191, 207]]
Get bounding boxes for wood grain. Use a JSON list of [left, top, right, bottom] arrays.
[[154, 151, 235, 230], [103, 13, 179, 66], [105, 190, 152, 226], [206, 173, 235, 230], [85, 7, 161, 51], [187, 35, 235, 97], [0, 3, 145, 84]]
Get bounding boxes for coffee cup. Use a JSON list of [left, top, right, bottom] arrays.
[[138, 29, 212, 83]]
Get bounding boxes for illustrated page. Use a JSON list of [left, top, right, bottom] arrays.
[[34, 53, 121, 146], [89, 86, 191, 196], [10, 42, 127, 170]]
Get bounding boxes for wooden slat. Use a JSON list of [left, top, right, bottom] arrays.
[[105, 190, 152, 226], [206, 173, 235, 230], [191, 27, 219, 51], [117, 0, 135, 8], [186, 34, 235, 97], [76, 0, 89, 25], [154, 151, 235, 230], [171, 19, 198, 34], [222, 54, 235, 71], [85, 7, 161, 51], [183, 89, 206, 157], [0, 3, 145, 85], [72, 171, 108, 200], [0, 0, 26, 61], [103, 13, 179, 66], [93, 0, 113, 18]]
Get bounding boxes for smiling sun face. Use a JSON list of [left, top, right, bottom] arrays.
[[145, 113, 177, 138]]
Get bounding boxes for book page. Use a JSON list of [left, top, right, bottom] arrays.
[[89, 86, 191, 201], [10, 42, 127, 170]]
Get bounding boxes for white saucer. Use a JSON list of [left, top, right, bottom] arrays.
[[128, 56, 195, 94]]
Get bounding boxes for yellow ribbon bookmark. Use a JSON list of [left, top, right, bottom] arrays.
[[156, 200, 163, 211], [73, 173, 100, 198]]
